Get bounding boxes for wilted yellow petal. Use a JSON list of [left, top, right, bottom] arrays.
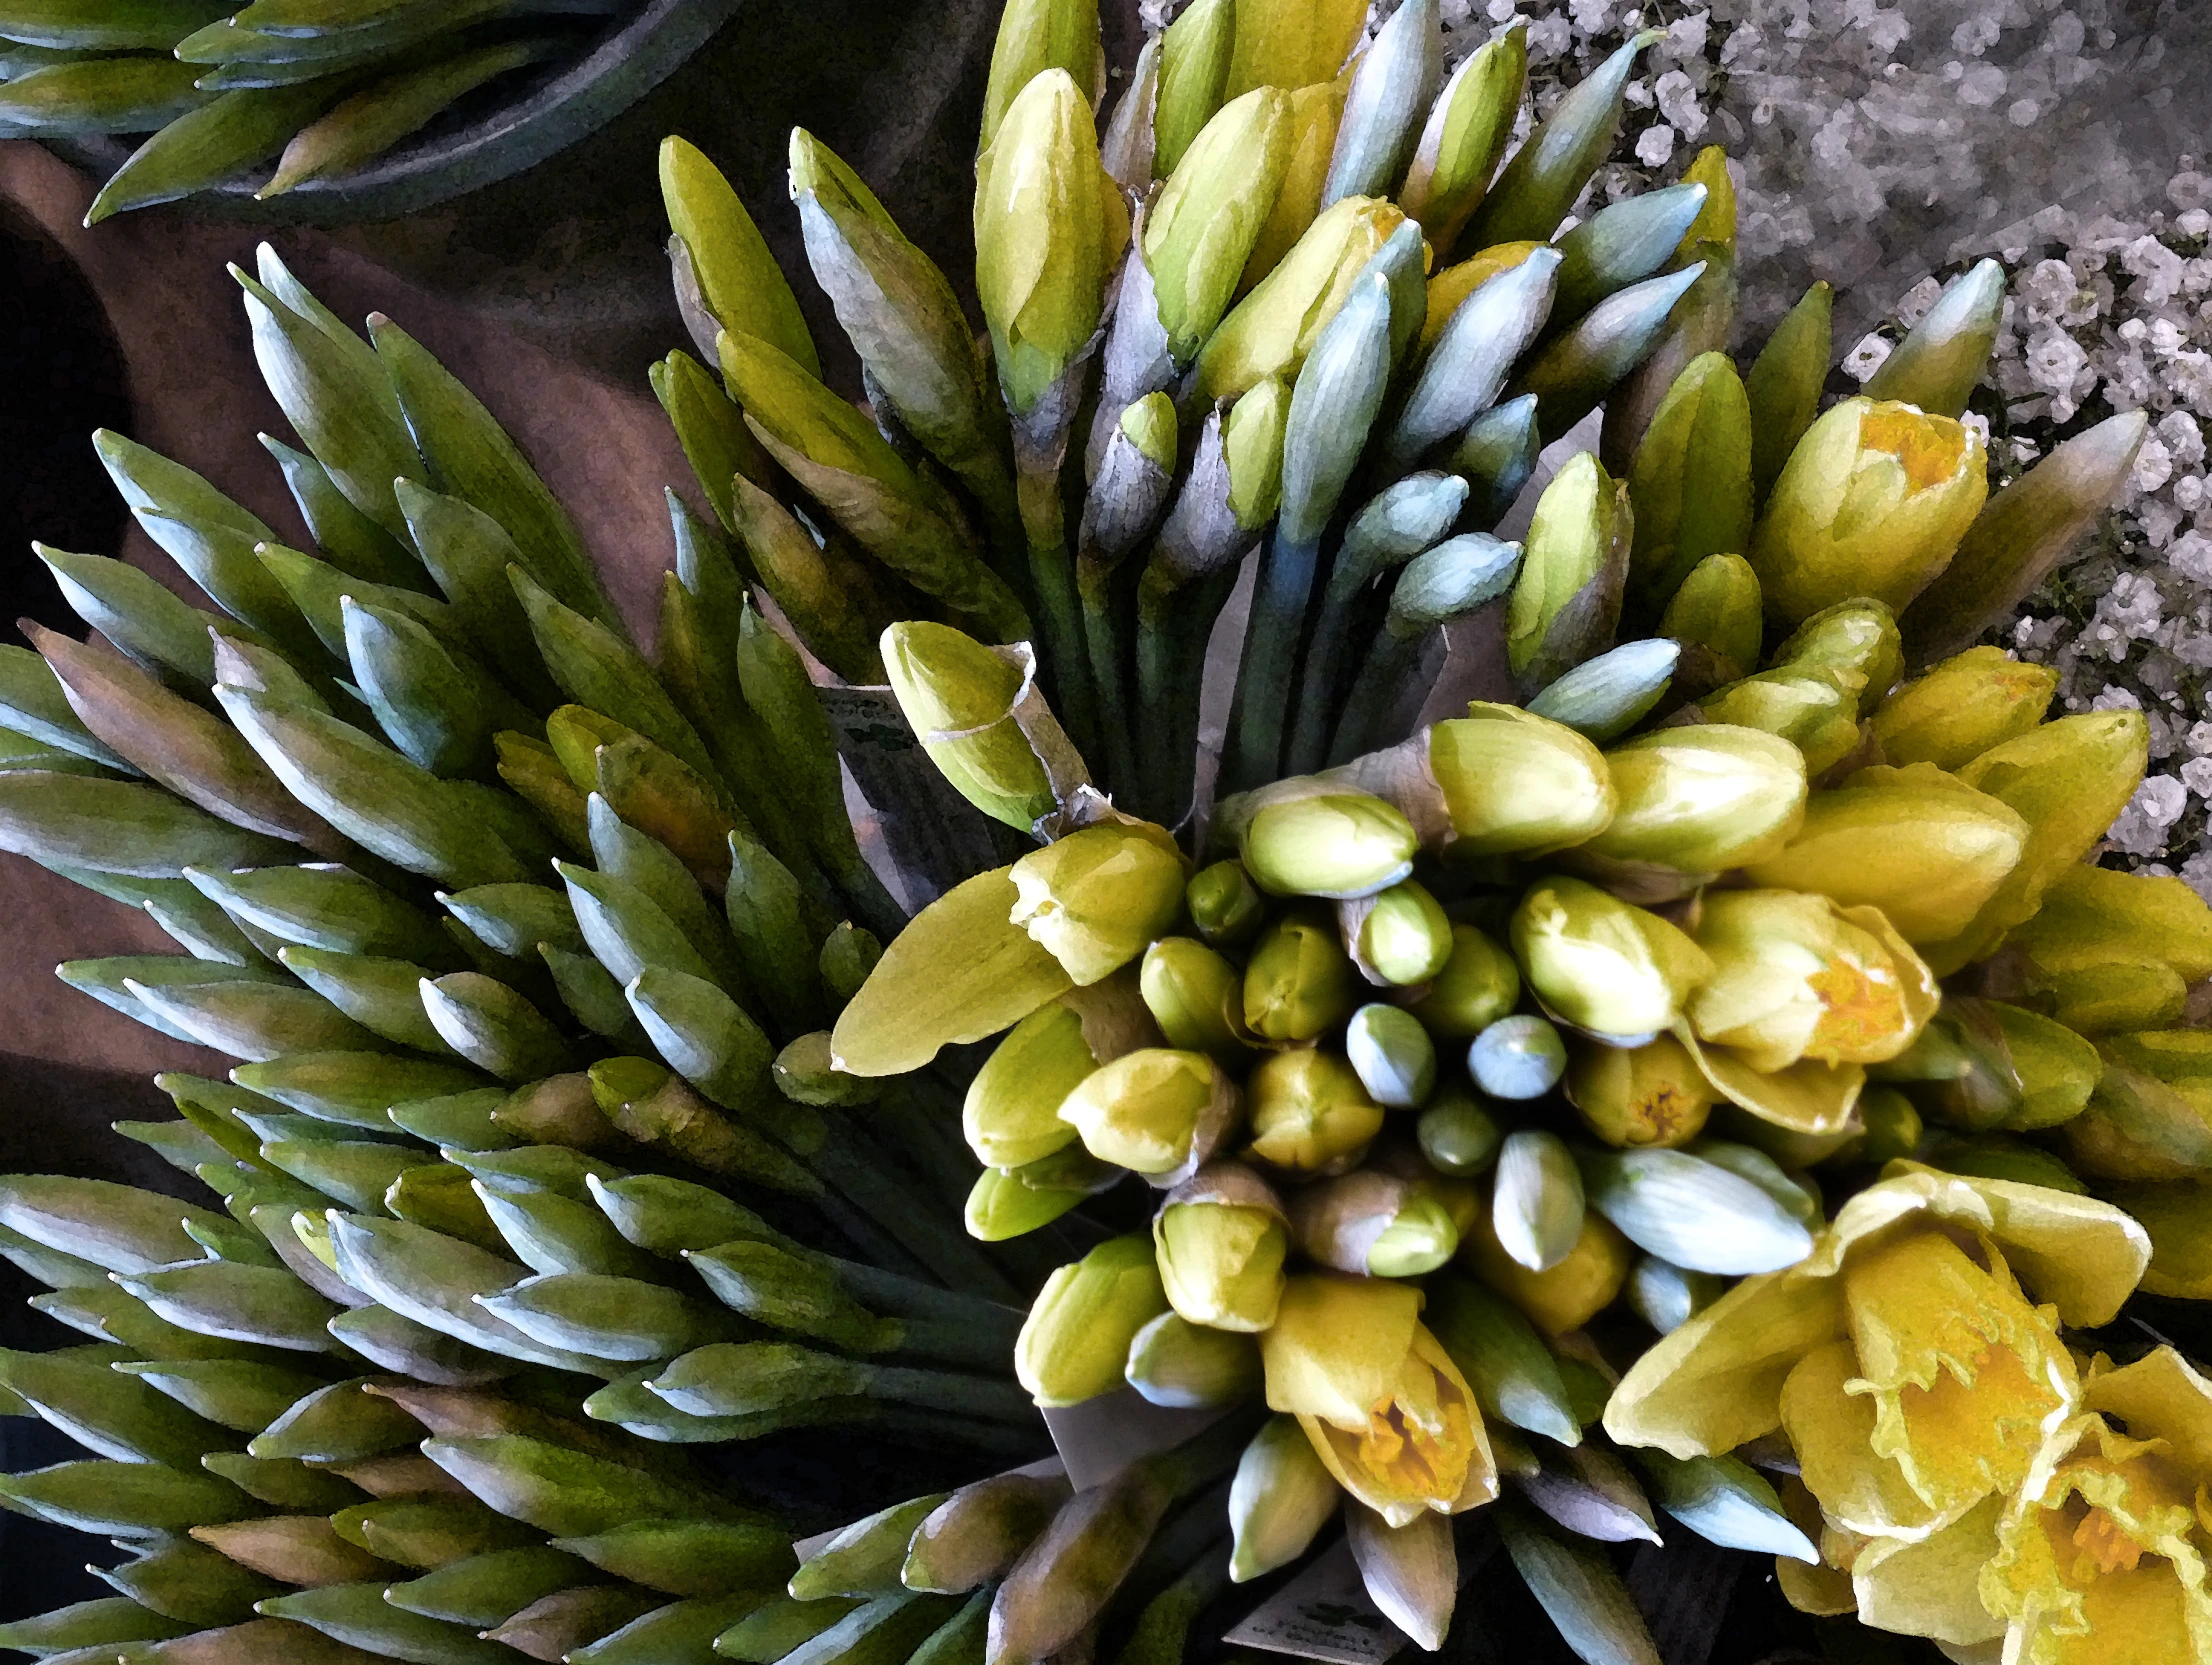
[[1263, 1272, 1423, 1428], [2086, 1347, 2212, 1479], [1780, 1338, 1940, 1539], [1676, 1024, 1864, 1136], [1843, 1229, 2075, 1517], [1850, 1493, 2009, 1645]]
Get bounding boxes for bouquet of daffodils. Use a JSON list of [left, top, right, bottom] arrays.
[[0, 3, 2207, 1665]]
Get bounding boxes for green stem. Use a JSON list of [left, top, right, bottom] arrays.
[[1222, 529, 1321, 794]]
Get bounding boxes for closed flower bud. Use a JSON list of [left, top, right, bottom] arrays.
[[1193, 195, 1407, 403], [1566, 1031, 1714, 1149], [1428, 703, 1615, 858], [1229, 1414, 1343, 1582], [975, 69, 1131, 415], [1507, 451, 1632, 697], [1261, 1273, 1491, 1526], [1141, 937, 1253, 1062], [1057, 1048, 1240, 1186], [1187, 859, 1267, 946], [1511, 877, 1713, 1039], [1741, 762, 2029, 946], [1015, 1235, 1170, 1406], [2008, 864, 2212, 1003], [1460, 1200, 1633, 1337], [1346, 1003, 1438, 1108], [1154, 1163, 1289, 1332], [1242, 790, 1419, 899], [883, 622, 1057, 832], [1625, 1256, 1725, 1335], [1769, 598, 1903, 711], [1223, 374, 1293, 531], [1417, 1088, 1505, 1176], [1687, 889, 1938, 1072], [1659, 552, 1763, 695], [1749, 396, 1988, 624], [1869, 646, 2056, 771], [1244, 908, 1359, 1042], [1853, 1084, 1923, 1165], [1341, 881, 1453, 988], [1246, 1048, 1385, 1176], [1147, 88, 1296, 363], [1404, 923, 1521, 1038], [1694, 667, 1864, 778], [965, 970, 1158, 1168], [1290, 1170, 1461, 1279], [1125, 1310, 1262, 1407], [1009, 822, 1187, 985], [1568, 725, 1807, 883], [1468, 1015, 1569, 1101]]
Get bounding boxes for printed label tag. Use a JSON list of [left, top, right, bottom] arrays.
[[1040, 1388, 1228, 1492], [1222, 1540, 1403, 1665]]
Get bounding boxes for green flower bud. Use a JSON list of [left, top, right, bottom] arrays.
[[1057, 1048, 1240, 1186], [1569, 725, 1807, 881], [1242, 790, 1418, 899], [1153, 0, 1233, 177], [1125, 1310, 1263, 1407], [1770, 598, 1902, 711], [975, 69, 1130, 415], [1625, 1255, 1725, 1336], [1489, 1129, 1584, 1273], [2009, 865, 2212, 1011], [1223, 375, 1293, 531], [1346, 1003, 1438, 1108], [1236, 81, 1346, 293], [1429, 703, 1615, 858], [964, 1164, 1089, 1242], [1522, 637, 1680, 744], [1862, 258, 2004, 420], [1009, 822, 1186, 985], [1245, 1048, 1385, 1176], [1187, 859, 1266, 947], [1695, 667, 1863, 778], [1687, 889, 1939, 1072], [1511, 876, 1713, 1039], [1869, 647, 2057, 771], [1625, 350, 1754, 610], [1397, 25, 1525, 251], [1147, 88, 1296, 363], [1192, 195, 1407, 403], [1223, 0, 1366, 97], [1659, 553, 1763, 694], [1290, 1169, 1460, 1278], [1341, 880, 1453, 987], [963, 969, 1158, 1168], [1468, 1015, 1568, 1101], [1746, 281, 1833, 506], [1417, 1088, 1505, 1176], [1403, 923, 1522, 1038], [1154, 1163, 1290, 1333], [660, 137, 818, 377], [1229, 1414, 1342, 1583], [1243, 908, 1359, 1042], [979, 0, 1101, 151], [884, 622, 1056, 834], [1741, 762, 2029, 945], [1749, 396, 1988, 624], [1507, 451, 1632, 697], [1015, 1235, 1170, 1406], [1565, 1032, 1714, 1149], [1141, 937, 1253, 1062], [1320, 0, 1442, 207]]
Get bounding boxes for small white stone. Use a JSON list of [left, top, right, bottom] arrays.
[[1633, 122, 1678, 167], [1896, 275, 1944, 327], [2182, 756, 2212, 798], [1843, 334, 1892, 382]]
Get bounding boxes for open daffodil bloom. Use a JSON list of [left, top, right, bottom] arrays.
[[1260, 1272, 1495, 1527]]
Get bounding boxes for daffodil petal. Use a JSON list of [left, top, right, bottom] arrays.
[[1675, 1022, 1864, 1135], [1779, 1338, 1941, 1539], [1850, 1492, 2009, 1645], [2086, 1346, 2212, 1477]]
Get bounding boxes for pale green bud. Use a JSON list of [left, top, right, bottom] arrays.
[[1236, 81, 1347, 292], [1192, 195, 1407, 403], [1489, 1129, 1584, 1273], [1140, 937, 1253, 1062], [1625, 1256, 1725, 1335], [1853, 1085, 1923, 1166], [1397, 25, 1526, 250], [1746, 280, 1833, 506], [1153, 1163, 1289, 1333], [1229, 1415, 1341, 1582], [883, 626, 1057, 833], [1015, 1235, 1169, 1406], [1862, 258, 2004, 420], [1417, 1088, 1504, 1175], [1658, 552, 1763, 694], [964, 969, 1157, 1168], [1468, 1015, 1567, 1101], [965, 1164, 1090, 1241], [1403, 923, 1521, 1039], [1344, 1003, 1438, 1108], [1869, 646, 2057, 771], [1222, 0, 1366, 97], [1245, 1049, 1383, 1176], [1429, 703, 1615, 858], [660, 137, 818, 377], [1243, 908, 1359, 1042], [1119, 391, 1179, 473], [1057, 1048, 1239, 1186], [1223, 375, 1292, 531], [1769, 598, 1903, 711], [1153, 0, 1234, 177], [980, 0, 1101, 151], [975, 69, 1131, 414], [1241, 790, 1418, 899], [1695, 667, 1863, 778], [1625, 349, 1753, 610], [1750, 396, 1988, 624], [1009, 822, 1186, 985], [1564, 1032, 1714, 1149], [1289, 1169, 1460, 1278], [1125, 1310, 1262, 1407], [1187, 859, 1266, 947], [1146, 88, 1296, 363], [1507, 451, 1632, 696], [1510, 876, 1713, 1038], [1569, 725, 1807, 880], [1341, 880, 1452, 987]]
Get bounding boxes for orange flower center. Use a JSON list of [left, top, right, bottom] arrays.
[[2072, 1506, 2145, 1576], [1806, 954, 1907, 1059], [1859, 406, 1966, 492]]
